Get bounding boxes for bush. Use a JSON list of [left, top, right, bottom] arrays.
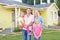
[[13, 26, 22, 32], [58, 11, 60, 16], [48, 25, 53, 28]]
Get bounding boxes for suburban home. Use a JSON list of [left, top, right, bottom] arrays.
[[0, 0, 59, 32]]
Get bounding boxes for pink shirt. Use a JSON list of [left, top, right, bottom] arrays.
[[22, 23, 31, 35], [23, 14, 34, 30], [33, 25, 42, 39]]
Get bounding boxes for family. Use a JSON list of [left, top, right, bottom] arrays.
[[18, 8, 44, 40]]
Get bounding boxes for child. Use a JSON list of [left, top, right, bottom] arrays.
[[18, 12, 24, 27], [33, 17, 42, 40], [18, 12, 30, 35]]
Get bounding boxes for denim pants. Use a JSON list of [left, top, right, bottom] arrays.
[[22, 29, 31, 40], [34, 37, 42, 40]]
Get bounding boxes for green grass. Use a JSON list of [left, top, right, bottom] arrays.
[[42, 30, 60, 40], [0, 30, 60, 40]]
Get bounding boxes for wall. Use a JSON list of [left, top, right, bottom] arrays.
[[0, 5, 13, 29], [39, 9, 48, 26], [47, 4, 58, 26]]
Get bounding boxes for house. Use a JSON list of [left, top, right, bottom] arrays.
[[0, 0, 59, 32]]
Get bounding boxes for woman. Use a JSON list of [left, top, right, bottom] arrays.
[[33, 10, 44, 40], [22, 8, 34, 40]]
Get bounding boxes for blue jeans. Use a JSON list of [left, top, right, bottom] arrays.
[[34, 37, 42, 40], [22, 29, 31, 40]]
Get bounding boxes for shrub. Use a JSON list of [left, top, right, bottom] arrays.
[[13, 26, 22, 32]]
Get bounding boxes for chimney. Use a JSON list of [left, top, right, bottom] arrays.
[[47, 0, 50, 4]]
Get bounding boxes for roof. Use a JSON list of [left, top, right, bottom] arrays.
[[34, 3, 51, 9], [0, 0, 59, 10], [0, 0, 7, 3]]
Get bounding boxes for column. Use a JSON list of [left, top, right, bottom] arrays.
[[17, 8, 21, 26], [15, 7, 18, 27], [18, 8, 20, 17]]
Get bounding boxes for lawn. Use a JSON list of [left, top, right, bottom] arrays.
[[0, 30, 60, 40]]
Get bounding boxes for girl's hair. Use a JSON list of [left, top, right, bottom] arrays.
[[20, 12, 24, 17]]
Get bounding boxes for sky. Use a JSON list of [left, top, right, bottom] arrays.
[[14, 0, 22, 2]]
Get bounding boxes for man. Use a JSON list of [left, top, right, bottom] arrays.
[[22, 8, 34, 40]]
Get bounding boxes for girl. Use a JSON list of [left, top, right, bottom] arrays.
[[33, 17, 42, 40], [18, 12, 25, 27], [18, 12, 30, 35]]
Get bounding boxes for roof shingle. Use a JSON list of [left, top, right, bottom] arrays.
[[0, 0, 52, 9]]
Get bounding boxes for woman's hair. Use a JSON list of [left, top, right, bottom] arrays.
[[26, 8, 32, 11], [26, 8, 32, 14], [34, 10, 39, 15]]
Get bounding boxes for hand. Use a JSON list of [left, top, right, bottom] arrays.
[[22, 23, 28, 28], [28, 21, 34, 26]]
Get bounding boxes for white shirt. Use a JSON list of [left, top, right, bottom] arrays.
[[23, 14, 34, 30]]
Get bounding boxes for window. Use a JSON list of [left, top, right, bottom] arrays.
[[22, 0, 27, 3], [35, 0, 40, 5], [50, 10, 54, 20], [12, 10, 15, 22], [50, 10, 58, 20], [54, 11, 58, 20]]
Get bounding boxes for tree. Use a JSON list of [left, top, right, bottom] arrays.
[[42, 0, 47, 3], [22, 0, 54, 5], [54, 0, 60, 16], [35, 0, 40, 5], [42, 0, 54, 3], [27, 0, 34, 5], [22, 0, 34, 5], [54, 0, 60, 9], [50, 0, 54, 3], [22, 0, 27, 4]]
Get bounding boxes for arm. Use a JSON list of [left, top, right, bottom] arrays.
[[28, 21, 34, 26], [41, 18, 44, 25], [39, 16, 44, 26]]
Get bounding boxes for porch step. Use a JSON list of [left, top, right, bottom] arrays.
[[43, 26, 60, 30], [0, 28, 13, 35], [0, 28, 3, 32], [53, 26, 60, 29]]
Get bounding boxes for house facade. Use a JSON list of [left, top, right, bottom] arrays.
[[0, 0, 59, 32]]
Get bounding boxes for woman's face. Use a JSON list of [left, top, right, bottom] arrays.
[[26, 9, 31, 15], [34, 11, 38, 17]]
